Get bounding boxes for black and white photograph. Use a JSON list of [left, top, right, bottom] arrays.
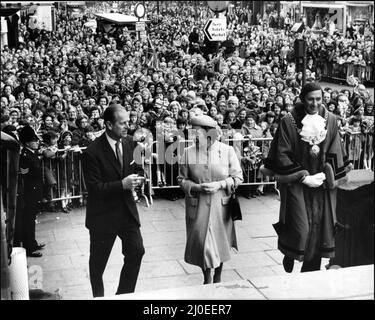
[[0, 0, 373, 306]]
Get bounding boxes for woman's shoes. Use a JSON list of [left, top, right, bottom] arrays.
[[61, 203, 73, 213], [62, 207, 69, 213], [157, 180, 166, 187], [45, 203, 58, 212], [255, 190, 264, 196], [166, 194, 179, 201], [244, 193, 255, 199]]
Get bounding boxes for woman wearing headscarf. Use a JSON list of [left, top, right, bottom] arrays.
[[57, 131, 74, 212], [178, 115, 243, 284]]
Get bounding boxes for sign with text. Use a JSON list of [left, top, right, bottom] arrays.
[[136, 21, 146, 31], [139, 30, 147, 40], [204, 18, 226, 41]]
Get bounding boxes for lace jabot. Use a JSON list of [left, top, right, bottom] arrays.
[[299, 113, 327, 145]]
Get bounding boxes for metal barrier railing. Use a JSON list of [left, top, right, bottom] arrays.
[[144, 138, 191, 205], [144, 131, 374, 205], [1, 133, 21, 300], [342, 130, 374, 171], [319, 61, 374, 84], [7, 131, 372, 211], [40, 147, 87, 209], [2, 140, 20, 254], [145, 137, 278, 205], [40, 145, 151, 208]]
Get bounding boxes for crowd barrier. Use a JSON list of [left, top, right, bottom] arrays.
[[342, 131, 374, 171], [319, 61, 374, 85], [3, 131, 373, 210], [38, 145, 152, 208], [2, 142, 20, 258], [145, 137, 279, 205], [40, 147, 87, 209]]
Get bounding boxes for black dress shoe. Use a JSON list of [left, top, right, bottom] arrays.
[[283, 256, 294, 273], [27, 251, 43, 258], [35, 243, 46, 250]]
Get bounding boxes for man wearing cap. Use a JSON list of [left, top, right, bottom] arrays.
[[262, 83, 351, 273], [82, 104, 145, 297], [17, 125, 45, 257]]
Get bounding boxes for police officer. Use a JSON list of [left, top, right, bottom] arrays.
[[18, 125, 45, 257]]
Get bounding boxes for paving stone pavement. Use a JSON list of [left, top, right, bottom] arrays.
[[28, 193, 332, 300], [100, 265, 374, 300]]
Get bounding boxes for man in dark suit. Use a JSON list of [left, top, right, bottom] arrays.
[[82, 104, 145, 298]]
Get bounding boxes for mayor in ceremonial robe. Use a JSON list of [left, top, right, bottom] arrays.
[[261, 83, 352, 273]]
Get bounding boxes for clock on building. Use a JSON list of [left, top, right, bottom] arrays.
[[207, 1, 229, 13], [134, 3, 145, 19]]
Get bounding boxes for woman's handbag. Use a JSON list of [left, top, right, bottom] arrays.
[[229, 192, 242, 221]]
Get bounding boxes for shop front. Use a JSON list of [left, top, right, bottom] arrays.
[[66, 1, 86, 18], [0, 16, 8, 48], [280, 1, 300, 25], [0, 5, 21, 49], [301, 2, 346, 34], [346, 2, 374, 25]]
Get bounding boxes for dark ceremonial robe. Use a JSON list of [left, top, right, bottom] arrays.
[[262, 103, 351, 261]]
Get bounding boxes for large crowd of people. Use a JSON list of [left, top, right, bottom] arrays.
[[1, 2, 374, 208]]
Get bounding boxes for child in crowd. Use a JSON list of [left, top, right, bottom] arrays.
[[39, 130, 59, 212], [346, 116, 364, 169]]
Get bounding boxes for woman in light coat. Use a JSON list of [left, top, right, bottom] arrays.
[[178, 115, 243, 284]]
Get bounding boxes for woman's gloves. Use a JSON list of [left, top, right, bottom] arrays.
[[200, 181, 225, 194]]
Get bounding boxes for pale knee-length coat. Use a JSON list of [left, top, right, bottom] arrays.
[[178, 140, 243, 269]]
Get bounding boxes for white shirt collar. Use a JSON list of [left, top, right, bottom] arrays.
[[26, 147, 36, 154], [105, 132, 122, 155], [106, 131, 118, 145]]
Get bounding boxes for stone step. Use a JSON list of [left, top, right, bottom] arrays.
[[98, 264, 374, 300]]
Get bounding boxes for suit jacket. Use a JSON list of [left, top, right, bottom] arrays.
[[19, 147, 43, 206], [82, 133, 144, 233]]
